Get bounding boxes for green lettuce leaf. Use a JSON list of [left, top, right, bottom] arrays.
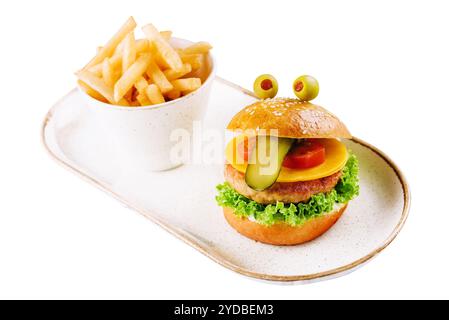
[[216, 153, 360, 226]]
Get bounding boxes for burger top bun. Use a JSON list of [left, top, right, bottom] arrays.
[[227, 98, 351, 139]]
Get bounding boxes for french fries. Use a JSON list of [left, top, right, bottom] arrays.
[[89, 54, 121, 77], [122, 32, 137, 73], [84, 17, 137, 69], [166, 89, 181, 100], [145, 84, 165, 104], [163, 63, 192, 81], [171, 78, 202, 93], [114, 53, 152, 102], [102, 58, 116, 87], [76, 70, 115, 103], [134, 77, 149, 94], [142, 24, 183, 71], [135, 39, 150, 53], [89, 39, 149, 76], [136, 93, 151, 106], [76, 17, 212, 107], [146, 61, 173, 94], [78, 80, 108, 103], [179, 42, 213, 55], [179, 54, 203, 70]]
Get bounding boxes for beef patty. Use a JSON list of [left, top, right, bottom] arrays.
[[224, 164, 342, 204]]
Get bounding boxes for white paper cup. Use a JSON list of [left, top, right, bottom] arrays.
[[78, 38, 216, 171]]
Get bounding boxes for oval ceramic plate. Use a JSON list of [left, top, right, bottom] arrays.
[[42, 77, 410, 283]]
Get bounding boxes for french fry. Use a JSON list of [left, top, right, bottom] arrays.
[[84, 17, 137, 69], [113, 38, 147, 59], [90, 39, 148, 77], [171, 78, 202, 93], [180, 54, 203, 70], [134, 76, 149, 93], [145, 84, 165, 104], [102, 58, 116, 87], [112, 40, 125, 57], [135, 39, 149, 53], [78, 80, 108, 103], [179, 42, 212, 55], [122, 32, 136, 73], [142, 24, 183, 71], [166, 89, 181, 100], [160, 31, 172, 41], [116, 98, 130, 106], [163, 63, 192, 81], [89, 54, 121, 77], [88, 65, 102, 77], [76, 70, 115, 103], [136, 93, 151, 106], [146, 61, 173, 94], [154, 54, 170, 70], [114, 53, 152, 102]]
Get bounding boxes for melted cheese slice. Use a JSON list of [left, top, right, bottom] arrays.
[[225, 136, 348, 182]]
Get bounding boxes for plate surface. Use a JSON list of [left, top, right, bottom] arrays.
[[42, 77, 410, 283]]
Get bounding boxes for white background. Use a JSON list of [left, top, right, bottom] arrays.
[[0, 0, 448, 299]]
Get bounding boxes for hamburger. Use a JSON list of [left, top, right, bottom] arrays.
[[216, 98, 359, 245]]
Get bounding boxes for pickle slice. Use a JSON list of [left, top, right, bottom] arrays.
[[245, 136, 295, 191]]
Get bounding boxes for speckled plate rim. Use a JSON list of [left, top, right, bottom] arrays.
[[41, 77, 411, 283]]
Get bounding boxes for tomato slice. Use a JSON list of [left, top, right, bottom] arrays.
[[238, 136, 256, 162], [282, 139, 326, 169]]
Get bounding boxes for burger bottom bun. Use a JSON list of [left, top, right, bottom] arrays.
[[223, 204, 348, 246]]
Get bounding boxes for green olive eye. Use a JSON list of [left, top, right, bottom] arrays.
[[253, 74, 278, 99], [292, 75, 319, 101]]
